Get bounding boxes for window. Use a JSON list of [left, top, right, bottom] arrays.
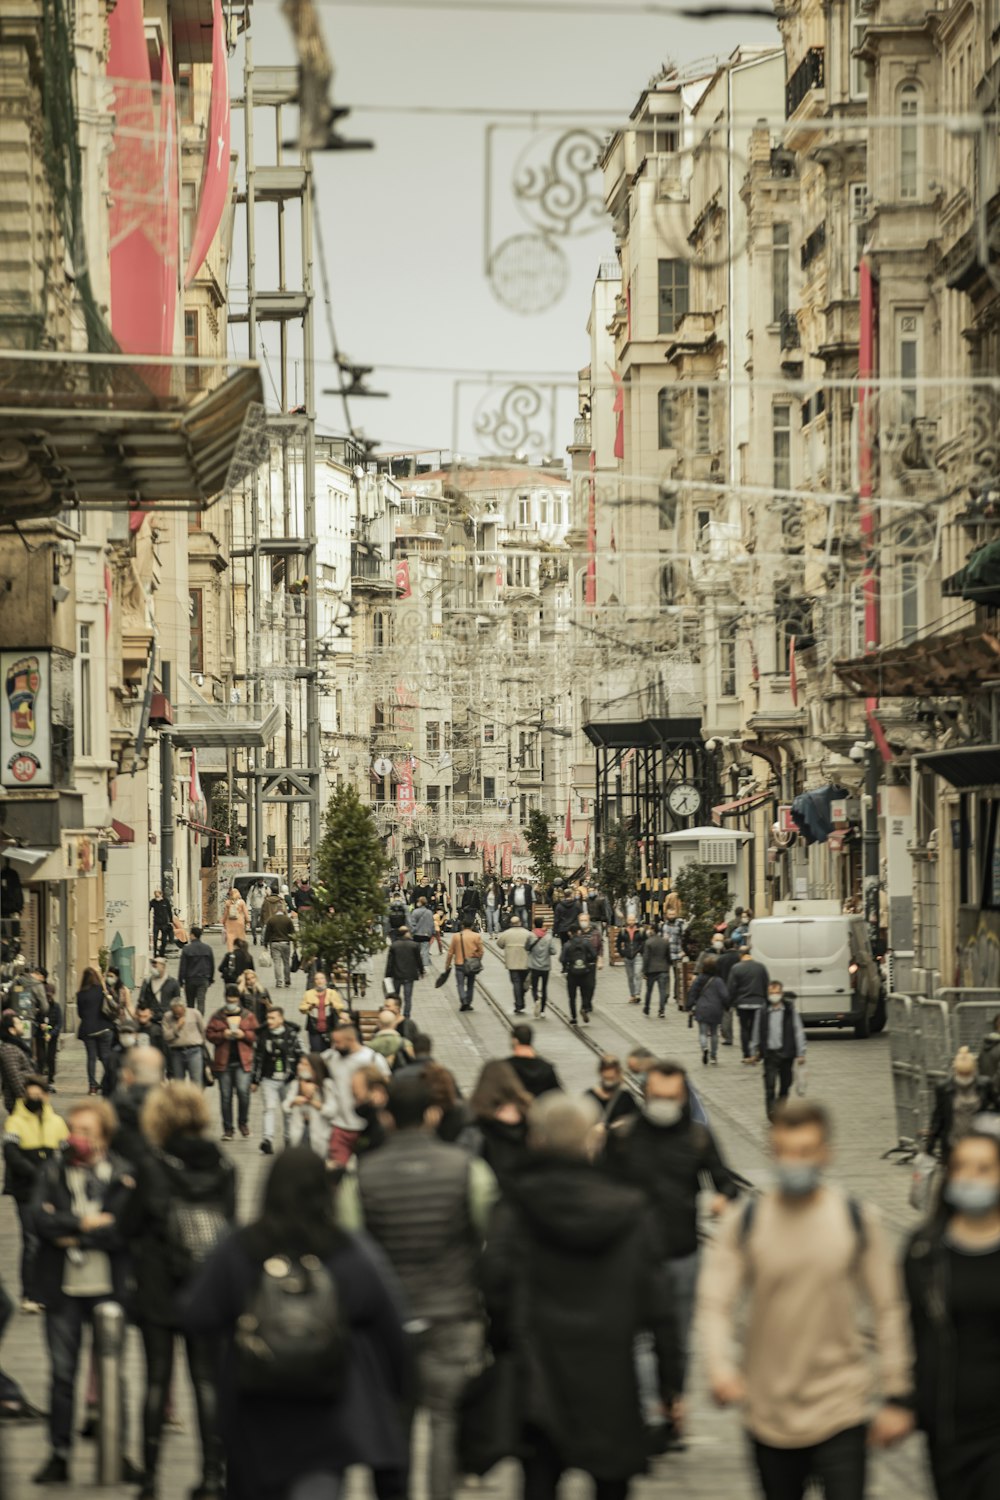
[[373, 612, 385, 649], [696, 507, 712, 552], [374, 703, 385, 729], [851, 0, 868, 99], [181, 180, 197, 262], [849, 184, 868, 293], [483, 775, 496, 801], [512, 614, 529, 645], [658, 387, 680, 449], [425, 721, 440, 753], [189, 589, 204, 675], [78, 623, 93, 757], [335, 689, 344, 731], [444, 721, 452, 750], [517, 494, 531, 528], [900, 557, 919, 643], [538, 493, 549, 525], [177, 64, 195, 122], [483, 722, 495, 744], [184, 310, 198, 390], [695, 387, 711, 453], [657, 259, 689, 334], [898, 314, 921, 424], [426, 785, 440, 805], [772, 223, 790, 322], [772, 404, 792, 492], [719, 617, 737, 698], [899, 84, 919, 200]]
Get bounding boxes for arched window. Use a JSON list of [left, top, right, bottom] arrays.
[[658, 386, 679, 450], [898, 83, 919, 200]]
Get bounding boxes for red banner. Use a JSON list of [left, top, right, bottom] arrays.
[[395, 559, 412, 598], [395, 757, 415, 815], [609, 365, 625, 460], [184, 0, 231, 286], [501, 843, 513, 879]]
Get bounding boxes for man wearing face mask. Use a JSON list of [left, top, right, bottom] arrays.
[[604, 1060, 738, 1393], [31, 1100, 140, 1485], [926, 1047, 997, 1161], [752, 982, 807, 1120], [700, 1100, 914, 1500]]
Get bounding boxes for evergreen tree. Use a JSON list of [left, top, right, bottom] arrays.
[[595, 820, 637, 909], [525, 809, 560, 889], [297, 785, 388, 976], [673, 861, 730, 953]]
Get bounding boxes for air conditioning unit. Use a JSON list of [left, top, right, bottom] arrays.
[[699, 838, 738, 866]]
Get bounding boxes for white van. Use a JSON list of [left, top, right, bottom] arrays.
[[748, 901, 886, 1037]]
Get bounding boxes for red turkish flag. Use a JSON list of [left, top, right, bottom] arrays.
[[564, 795, 573, 843], [789, 635, 798, 707], [184, 0, 231, 285], [395, 559, 411, 598]]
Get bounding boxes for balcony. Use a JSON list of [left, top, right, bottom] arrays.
[[779, 310, 801, 351], [571, 417, 592, 449], [785, 48, 825, 119]]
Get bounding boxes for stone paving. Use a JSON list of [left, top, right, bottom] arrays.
[[0, 927, 937, 1499]]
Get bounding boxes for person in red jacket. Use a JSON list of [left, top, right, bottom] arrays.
[[205, 986, 258, 1141]]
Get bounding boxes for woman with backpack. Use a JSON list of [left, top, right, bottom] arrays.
[[219, 938, 253, 988], [132, 1082, 236, 1500], [222, 888, 250, 953], [181, 1147, 410, 1500]]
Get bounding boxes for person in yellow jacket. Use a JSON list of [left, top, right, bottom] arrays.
[[3, 1075, 68, 1311]]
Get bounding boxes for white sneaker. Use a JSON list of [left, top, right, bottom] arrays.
[[533, 1001, 541, 1019]]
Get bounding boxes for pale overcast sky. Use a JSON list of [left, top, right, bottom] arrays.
[[242, 1, 779, 458]]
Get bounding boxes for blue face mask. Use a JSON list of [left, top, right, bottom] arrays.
[[946, 1179, 1000, 1218], [775, 1162, 821, 1198]]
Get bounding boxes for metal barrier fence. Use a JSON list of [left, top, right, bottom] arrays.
[[885, 991, 1000, 1157]]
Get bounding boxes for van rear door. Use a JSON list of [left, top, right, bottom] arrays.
[[747, 919, 803, 995], [795, 919, 852, 1016]]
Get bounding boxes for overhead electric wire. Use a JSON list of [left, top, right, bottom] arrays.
[[313, 205, 358, 439]]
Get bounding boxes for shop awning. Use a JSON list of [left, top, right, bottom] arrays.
[[833, 626, 1000, 698], [915, 746, 1000, 790], [0, 846, 51, 869], [712, 789, 771, 824], [110, 819, 135, 844], [583, 717, 702, 749], [0, 350, 265, 521], [169, 700, 281, 750]]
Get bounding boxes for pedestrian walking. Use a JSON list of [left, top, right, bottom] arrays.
[[905, 1123, 1000, 1500], [444, 919, 484, 1012], [131, 1082, 235, 1500], [495, 915, 532, 1014], [349, 1065, 391, 1158], [137, 957, 180, 1015], [238, 968, 272, 1026], [687, 956, 730, 1065], [74, 967, 115, 1096], [0, 1012, 33, 1113], [247, 880, 268, 945], [552, 887, 582, 946], [3, 1073, 67, 1311], [31, 1098, 141, 1486], [604, 1060, 739, 1390], [641, 927, 671, 1017], [752, 981, 807, 1118], [161, 997, 207, 1084], [507, 1022, 561, 1097], [661, 911, 687, 1005], [560, 924, 598, 1024], [149, 889, 173, 959], [508, 877, 533, 931], [727, 945, 770, 1062], [221, 887, 250, 952], [261, 902, 296, 989], [714, 938, 740, 1045], [700, 1100, 914, 1500], [526, 919, 556, 1017], [616, 920, 646, 1005], [409, 896, 436, 972], [252, 1007, 302, 1155], [459, 882, 483, 928], [464, 1060, 532, 1186], [28, 966, 62, 1086], [475, 1092, 683, 1500], [298, 971, 349, 1053], [385, 928, 423, 1018], [484, 878, 504, 935], [291, 876, 317, 918], [584, 1055, 638, 1133], [926, 1047, 996, 1159], [133, 1000, 167, 1062], [283, 1054, 336, 1154], [340, 1074, 498, 1500], [219, 937, 252, 987], [323, 1020, 391, 1168], [368, 1009, 414, 1073], [205, 988, 259, 1141], [180, 1148, 410, 1500], [177, 926, 214, 1013]]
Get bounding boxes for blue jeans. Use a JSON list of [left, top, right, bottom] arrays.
[[170, 1045, 204, 1085], [455, 969, 475, 1008], [218, 1066, 251, 1133], [510, 971, 527, 1012], [699, 1021, 720, 1059], [485, 908, 500, 934], [398, 979, 414, 1018]]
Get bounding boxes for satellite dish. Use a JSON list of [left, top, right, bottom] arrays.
[[373, 757, 394, 778]]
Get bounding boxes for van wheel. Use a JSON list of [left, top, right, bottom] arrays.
[[853, 1006, 871, 1040], [869, 992, 887, 1035]]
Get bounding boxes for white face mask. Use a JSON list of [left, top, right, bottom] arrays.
[[644, 1098, 683, 1128]]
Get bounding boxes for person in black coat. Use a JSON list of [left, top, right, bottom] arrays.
[[479, 1092, 683, 1499], [137, 959, 180, 1016], [131, 1082, 236, 1499], [463, 1060, 532, 1187], [177, 928, 215, 1013], [180, 1147, 410, 1500], [905, 1125, 1000, 1500], [75, 967, 114, 1095], [926, 1049, 997, 1160], [384, 930, 423, 1019], [30, 1098, 139, 1485]]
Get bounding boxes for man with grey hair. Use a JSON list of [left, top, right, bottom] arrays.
[[495, 914, 532, 1015], [479, 1090, 683, 1500]]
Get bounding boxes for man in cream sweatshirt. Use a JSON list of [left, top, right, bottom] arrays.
[[699, 1098, 915, 1499]]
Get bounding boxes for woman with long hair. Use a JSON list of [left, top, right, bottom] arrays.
[[464, 1059, 532, 1184], [283, 1053, 336, 1155], [75, 967, 114, 1095], [222, 888, 250, 953], [905, 1123, 1000, 1498], [181, 1148, 409, 1500], [132, 1083, 236, 1499]]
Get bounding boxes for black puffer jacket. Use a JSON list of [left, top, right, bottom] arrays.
[[129, 1131, 237, 1327]]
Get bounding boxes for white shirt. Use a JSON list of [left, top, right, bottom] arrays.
[[323, 1045, 390, 1130]]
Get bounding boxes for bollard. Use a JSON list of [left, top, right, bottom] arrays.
[[93, 1301, 125, 1486]]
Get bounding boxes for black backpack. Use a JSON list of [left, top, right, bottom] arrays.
[[235, 1253, 349, 1397], [165, 1197, 231, 1278]]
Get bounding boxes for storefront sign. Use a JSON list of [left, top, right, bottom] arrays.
[[1, 651, 52, 788]]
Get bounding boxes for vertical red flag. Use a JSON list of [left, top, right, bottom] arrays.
[[564, 795, 573, 843], [788, 635, 798, 707], [184, 0, 231, 286], [585, 451, 597, 608], [609, 366, 625, 460], [394, 559, 411, 598]]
